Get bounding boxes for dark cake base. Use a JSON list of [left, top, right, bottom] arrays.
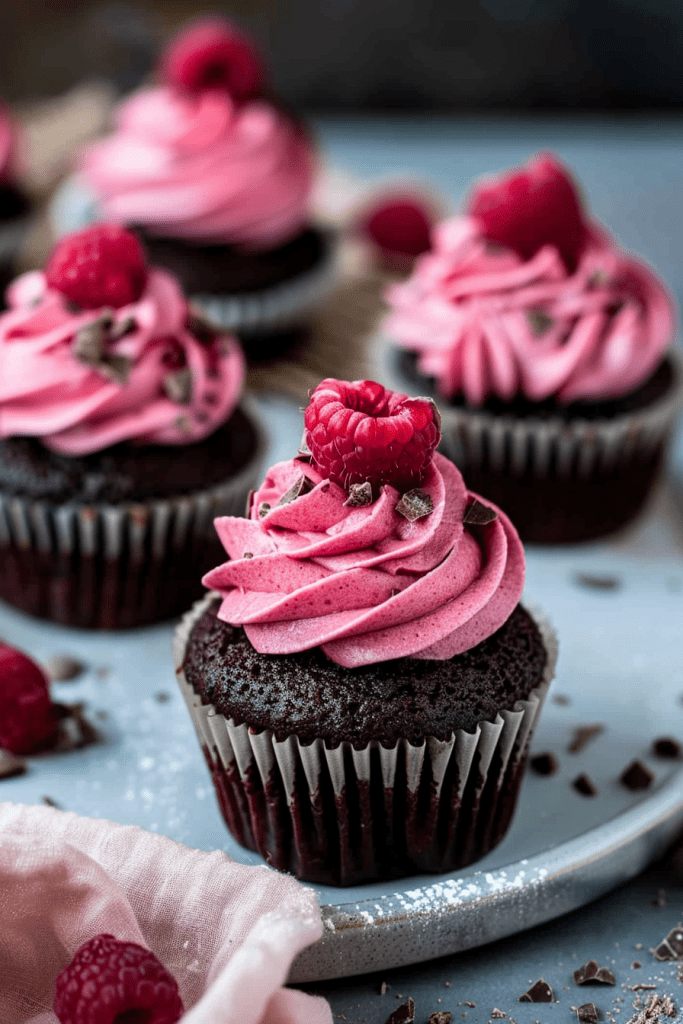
[[182, 601, 549, 884]]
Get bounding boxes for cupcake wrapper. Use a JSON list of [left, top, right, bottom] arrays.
[[175, 597, 557, 885], [189, 230, 341, 336], [0, 403, 264, 628]]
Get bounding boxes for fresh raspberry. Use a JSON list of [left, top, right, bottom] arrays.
[[304, 379, 441, 493], [361, 195, 433, 270], [467, 153, 589, 271], [46, 225, 148, 310], [54, 934, 184, 1024], [0, 642, 58, 754], [161, 18, 263, 100]]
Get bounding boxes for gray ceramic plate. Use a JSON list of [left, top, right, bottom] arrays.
[[3, 393, 683, 982]]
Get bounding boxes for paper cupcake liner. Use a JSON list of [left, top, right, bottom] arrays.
[[0, 403, 264, 629], [175, 596, 557, 886], [190, 229, 341, 337]]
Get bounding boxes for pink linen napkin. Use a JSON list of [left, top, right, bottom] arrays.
[[0, 801, 333, 1024]]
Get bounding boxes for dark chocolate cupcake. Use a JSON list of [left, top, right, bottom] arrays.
[[77, 19, 337, 358], [174, 378, 556, 885], [382, 154, 683, 543], [0, 225, 262, 628]]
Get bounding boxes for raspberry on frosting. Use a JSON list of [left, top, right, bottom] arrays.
[[304, 378, 441, 492], [161, 17, 264, 100], [45, 225, 147, 310], [360, 195, 434, 270], [54, 933, 184, 1024], [0, 641, 59, 754]]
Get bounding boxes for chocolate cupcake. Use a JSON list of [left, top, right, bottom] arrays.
[[75, 19, 337, 359], [382, 154, 683, 543], [0, 225, 263, 628], [175, 378, 556, 885]]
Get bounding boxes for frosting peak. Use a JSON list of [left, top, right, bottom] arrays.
[[203, 452, 524, 668]]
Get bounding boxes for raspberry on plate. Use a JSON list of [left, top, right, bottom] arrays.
[[0, 642, 58, 754], [161, 17, 264, 100], [304, 378, 441, 492], [54, 933, 184, 1024], [45, 225, 148, 310]]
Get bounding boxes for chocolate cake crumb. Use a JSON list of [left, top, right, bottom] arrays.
[[463, 1003, 475, 1009], [577, 1004, 600, 1023], [620, 761, 655, 791], [653, 738, 681, 759], [573, 573, 621, 592], [574, 961, 616, 986], [384, 997, 415, 1024], [573, 773, 598, 797], [44, 654, 85, 682], [42, 795, 61, 808], [569, 724, 605, 753], [530, 752, 559, 776], [519, 979, 553, 1002], [652, 889, 668, 908], [429, 1012, 452, 1024], [653, 927, 683, 961], [632, 962, 642, 970], [0, 748, 26, 779]]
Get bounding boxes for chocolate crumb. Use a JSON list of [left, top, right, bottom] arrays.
[[653, 738, 681, 759], [490, 1010, 506, 1019], [620, 760, 654, 791], [652, 889, 668, 908], [577, 1004, 600, 1023], [519, 979, 553, 1002], [384, 997, 415, 1024], [243, 552, 254, 559], [429, 1013, 452, 1024], [53, 702, 99, 750], [396, 489, 434, 522], [573, 773, 598, 797], [0, 748, 26, 779], [277, 475, 315, 507], [632, 962, 642, 970], [258, 502, 271, 519], [553, 693, 571, 705], [379, 982, 388, 996], [573, 572, 621, 592], [44, 654, 85, 682], [653, 927, 683, 961], [569, 724, 605, 753], [344, 481, 373, 507], [574, 961, 616, 986], [624, 994, 675, 1021], [463, 498, 498, 526], [530, 752, 559, 776], [463, 1003, 475, 1009], [630, 985, 657, 992], [154, 691, 170, 703], [42, 796, 61, 808], [109, 315, 136, 340], [163, 367, 193, 405]]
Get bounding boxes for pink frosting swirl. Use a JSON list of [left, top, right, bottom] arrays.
[[203, 451, 524, 668], [385, 216, 675, 405], [80, 87, 314, 250], [0, 268, 244, 455]]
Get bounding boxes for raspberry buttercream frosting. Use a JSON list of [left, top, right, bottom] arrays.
[[204, 379, 524, 668], [0, 239, 244, 456], [385, 155, 675, 406]]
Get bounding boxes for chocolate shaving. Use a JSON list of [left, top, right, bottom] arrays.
[[490, 1011, 506, 1019], [0, 748, 26, 779], [463, 499, 498, 526], [573, 572, 621, 592], [527, 308, 554, 336], [396, 489, 434, 522], [163, 367, 193, 405], [568, 724, 605, 753], [258, 502, 271, 519], [243, 552, 254, 559], [109, 315, 136, 340], [530, 752, 559, 776], [653, 738, 681, 759], [576, 1004, 600, 1023], [44, 654, 84, 682], [53, 702, 99, 751], [653, 927, 683, 961], [519, 980, 553, 1002], [573, 961, 616, 986], [99, 354, 133, 386], [297, 431, 313, 461], [429, 1013, 452, 1024], [344, 481, 373, 507], [620, 760, 654, 791], [573, 773, 598, 797], [72, 311, 113, 365], [384, 998, 415, 1024], [277, 475, 314, 507]]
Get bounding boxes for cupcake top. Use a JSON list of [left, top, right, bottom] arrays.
[[80, 19, 315, 251], [203, 378, 524, 668], [385, 154, 675, 406], [0, 224, 245, 455]]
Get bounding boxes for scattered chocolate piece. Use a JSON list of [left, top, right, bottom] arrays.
[[630, 985, 658, 992], [163, 367, 193, 405], [653, 738, 681, 759], [396, 489, 434, 522], [429, 1013, 452, 1024], [277, 475, 315, 507], [569, 724, 605, 753], [463, 498, 498, 526], [463, 1003, 475, 1009], [573, 773, 598, 797], [574, 961, 616, 986], [154, 691, 170, 703], [519, 979, 553, 1002], [0, 748, 26, 779], [631, 961, 642, 969], [553, 693, 571, 706], [379, 982, 388, 996], [620, 760, 654, 791], [573, 572, 621, 592], [344, 481, 373, 507], [44, 654, 85, 682], [527, 308, 554, 336], [577, 1004, 600, 1023], [42, 796, 61, 808], [72, 312, 112, 365], [258, 502, 271, 519], [653, 927, 683, 961], [243, 551, 254, 559], [530, 752, 559, 776], [652, 889, 668, 908], [99, 353, 133, 386], [384, 997, 415, 1024], [109, 315, 136, 340], [297, 432, 313, 461], [186, 310, 215, 343], [490, 1011, 506, 1019], [53, 702, 99, 751]]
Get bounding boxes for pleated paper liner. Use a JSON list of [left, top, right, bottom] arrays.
[[0, 403, 265, 629], [175, 596, 557, 886]]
